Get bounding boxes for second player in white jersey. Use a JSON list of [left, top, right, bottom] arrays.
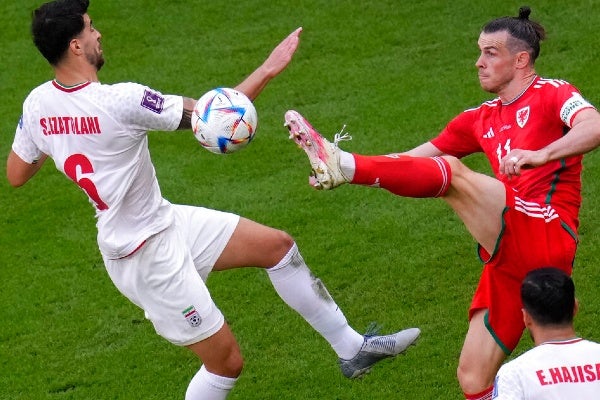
[[494, 338, 600, 399]]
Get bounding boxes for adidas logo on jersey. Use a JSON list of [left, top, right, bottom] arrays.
[[483, 127, 495, 139]]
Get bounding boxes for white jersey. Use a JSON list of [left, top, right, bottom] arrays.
[[12, 80, 183, 258], [493, 338, 600, 399]]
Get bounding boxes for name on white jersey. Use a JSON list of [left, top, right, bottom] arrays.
[[536, 363, 600, 386], [40, 116, 102, 136]]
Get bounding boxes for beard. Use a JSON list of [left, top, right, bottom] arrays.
[[86, 49, 105, 71], [96, 55, 105, 71]]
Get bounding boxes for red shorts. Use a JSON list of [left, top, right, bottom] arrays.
[[470, 186, 577, 354]]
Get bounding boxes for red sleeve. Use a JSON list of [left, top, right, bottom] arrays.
[[430, 109, 482, 158]]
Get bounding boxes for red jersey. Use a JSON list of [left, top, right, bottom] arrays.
[[431, 76, 595, 232]]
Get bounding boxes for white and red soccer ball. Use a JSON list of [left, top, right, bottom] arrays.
[[191, 87, 258, 154]]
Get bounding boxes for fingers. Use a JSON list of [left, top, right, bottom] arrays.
[[263, 28, 303, 76], [282, 27, 302, 52], [508, 156, 521, 175], [501, 153, 530, 177], [499, 153, 520, 177], [501, 149, 543, 177], [509, 156, 520, 174]]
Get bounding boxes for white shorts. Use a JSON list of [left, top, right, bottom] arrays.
[[103, 205, 239, 346]]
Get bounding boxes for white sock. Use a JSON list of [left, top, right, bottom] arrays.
[[267, 243, 364, 360], [185, 365, 237, 400], [339, 150, 356, 181]]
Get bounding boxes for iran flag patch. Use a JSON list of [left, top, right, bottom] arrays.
[[182, 305, 202, 328]]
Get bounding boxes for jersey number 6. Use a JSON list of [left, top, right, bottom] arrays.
[[64, 154, 108, 211]]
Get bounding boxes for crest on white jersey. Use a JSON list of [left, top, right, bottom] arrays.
[[516, 106, 530, 128]]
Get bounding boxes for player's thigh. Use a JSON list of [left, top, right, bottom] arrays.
[[458, 310, 507, 391], [172, 204, 239, 279], [173, 205, 294, 272], [442, 156, 506, 254], [214, 217, 294, 270]]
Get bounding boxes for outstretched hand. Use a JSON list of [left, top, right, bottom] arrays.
[[261, 27, 303, 78], [235, 27, 302, 101]]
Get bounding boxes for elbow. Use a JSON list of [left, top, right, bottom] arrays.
[[6, 151, 43, 187], [7, 174, 27, 188], [6, 166, 30, 187]]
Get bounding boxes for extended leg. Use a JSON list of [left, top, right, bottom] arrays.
[[214, 218, 421, 378]]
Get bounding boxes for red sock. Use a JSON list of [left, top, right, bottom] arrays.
[[351, 154, 451, 198], [464, 386, 494, 400]]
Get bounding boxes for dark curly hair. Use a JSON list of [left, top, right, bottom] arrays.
[[31, 0, 90, 65]]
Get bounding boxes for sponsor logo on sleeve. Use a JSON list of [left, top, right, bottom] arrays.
[[141, 89, 165, 114]]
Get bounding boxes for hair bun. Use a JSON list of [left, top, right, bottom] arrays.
[[518, 6, 531, 20]]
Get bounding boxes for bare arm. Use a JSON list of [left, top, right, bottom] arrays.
[[235, 27, 302, 101], [176, 28, 302, 130], [7, 150, 48, 187], [177, 97, 196, 130], [500, 108, 600, 176]]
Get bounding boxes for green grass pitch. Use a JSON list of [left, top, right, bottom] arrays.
[[1, 1, 600, 399]]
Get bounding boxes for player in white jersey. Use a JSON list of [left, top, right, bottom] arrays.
[[493, 268, 600, 399], [6, 1, 420, 399]]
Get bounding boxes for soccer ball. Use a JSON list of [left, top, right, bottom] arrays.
[[191, 87, 258, 154]]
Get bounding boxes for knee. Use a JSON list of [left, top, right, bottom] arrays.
[[223, 348, 244, 378], [193, 333, 245, 378], [277, 229, 295, 248], [441, 155, 465, 177], [456, 362, 476, 394], [439, 155, 483, 198], [214, 345, 244, 378], [271, 229, 295, 258], [456, 360, 495, 395]]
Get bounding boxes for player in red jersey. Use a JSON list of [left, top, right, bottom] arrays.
[[284, 6, 600, 400]]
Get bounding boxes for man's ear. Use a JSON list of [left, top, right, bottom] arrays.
[[515, 51, 531, 69], [574, 298, 579, 317], [69, 38, 83, 56], [522, 308, 533, 327]]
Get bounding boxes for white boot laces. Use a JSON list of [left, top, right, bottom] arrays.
[[333, 124, 353, 148]]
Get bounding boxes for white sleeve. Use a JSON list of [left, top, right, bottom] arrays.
[[493, 363, 525, 400], [109, 82, 184, 134], [12, 114, 43, 164]]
